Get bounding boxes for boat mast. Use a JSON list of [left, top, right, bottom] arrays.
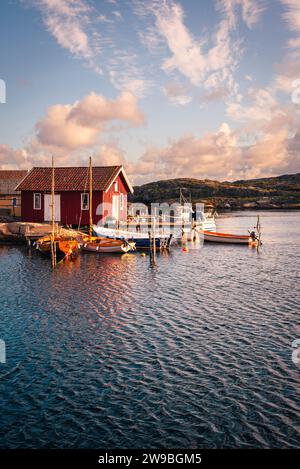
[[89, 156, 93, 238], [51, 156, 56, 268]]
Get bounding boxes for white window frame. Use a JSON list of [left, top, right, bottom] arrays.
[[114, 181, 118, 192], [33, 193, 41, 210], [81, 193, 89, 210], [120, 193, 124, 210]]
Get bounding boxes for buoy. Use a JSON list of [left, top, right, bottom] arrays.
[[249, 241, 258, 248]]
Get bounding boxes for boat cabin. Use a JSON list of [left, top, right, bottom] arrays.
[[16, 165, 133, 226]]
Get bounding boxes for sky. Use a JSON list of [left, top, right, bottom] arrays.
[[0, 0, 300, 184]]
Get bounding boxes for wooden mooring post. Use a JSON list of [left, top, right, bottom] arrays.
[[256, 215, 262, 252], [51, 156, 57, 269], [149, 216, 157, 266]]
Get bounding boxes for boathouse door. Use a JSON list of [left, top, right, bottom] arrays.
[[44, 194, 61, 222], [112, 194, 119, 220]]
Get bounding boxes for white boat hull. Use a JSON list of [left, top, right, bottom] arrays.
[[92, 226, 172, 249], [83, 245, 130, 253], [202, 233, 251, 244], [82, 238, 135, 253]]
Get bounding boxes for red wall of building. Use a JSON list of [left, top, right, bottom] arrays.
[[102, 173, 128, 222], [60, 191, 103, 226], [21, 173, 129, 225], [21, 191, 45, 223]]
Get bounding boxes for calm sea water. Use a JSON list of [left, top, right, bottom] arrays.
[[0, 211, 299, 449]]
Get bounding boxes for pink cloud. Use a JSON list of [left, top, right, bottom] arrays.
[[35, 91, 144, 151]]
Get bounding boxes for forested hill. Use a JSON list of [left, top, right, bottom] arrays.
[[129, 173, 300, 210]]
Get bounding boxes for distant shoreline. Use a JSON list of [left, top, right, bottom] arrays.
[[217, 206, 300, 212], [129, 172, 300, 211]]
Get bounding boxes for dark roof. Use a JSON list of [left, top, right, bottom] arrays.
[[16, 166, 126, 192], [0, 170, 28, 181]]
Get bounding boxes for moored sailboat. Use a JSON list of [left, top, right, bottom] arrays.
[[36, 157, 79, 265]]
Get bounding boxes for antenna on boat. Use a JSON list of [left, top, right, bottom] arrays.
[[51, 155, 57, 269], [89, 155, 93, 239]]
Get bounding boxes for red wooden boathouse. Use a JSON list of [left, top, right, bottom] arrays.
[[16, 165, 133, 226]]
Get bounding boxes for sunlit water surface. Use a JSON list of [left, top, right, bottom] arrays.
[[0, 211, 299, 448]]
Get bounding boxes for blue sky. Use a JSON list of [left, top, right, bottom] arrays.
[[0, 0, 300, 184]]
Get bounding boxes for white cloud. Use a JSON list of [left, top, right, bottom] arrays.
[[240, 0, 266, 27], [109, 71, 151, 97], [227, 87, 284, 123], [129, 123, 241, 183], [25, 0, 266, 100], [138, 27, 166, 54], [281, 0, 300, 37], [0, 145, 28, 169], [154, 1, 206, 86], [217, 0, 265, 29], [134, 0, 264, 103], [2, 112, 300, 184], [4, 0, 299, 181], [97, 14, 114, 24], [267, 2, 300, 100], [33, 0, 96, 61], [108, 50, 153, 97], [128, 119, 299, 184], [163, 81, 192, 105], [112, 10, 122, 19], [92, 143, 127, 166], [35, 91, 144, 150]]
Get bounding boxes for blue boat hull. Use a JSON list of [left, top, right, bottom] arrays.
[[131, 237, 161, 249], [92, 226, 172, 250]]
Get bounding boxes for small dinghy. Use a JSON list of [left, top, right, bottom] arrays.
[[202, 230, 257, 245], [82, 236, 135, 253], [36, 235, 79, 261]]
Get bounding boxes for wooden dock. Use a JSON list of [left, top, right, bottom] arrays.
[[0, 222, 53, 245]]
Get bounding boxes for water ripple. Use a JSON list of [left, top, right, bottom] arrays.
[[0, 211, 300, 448]]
